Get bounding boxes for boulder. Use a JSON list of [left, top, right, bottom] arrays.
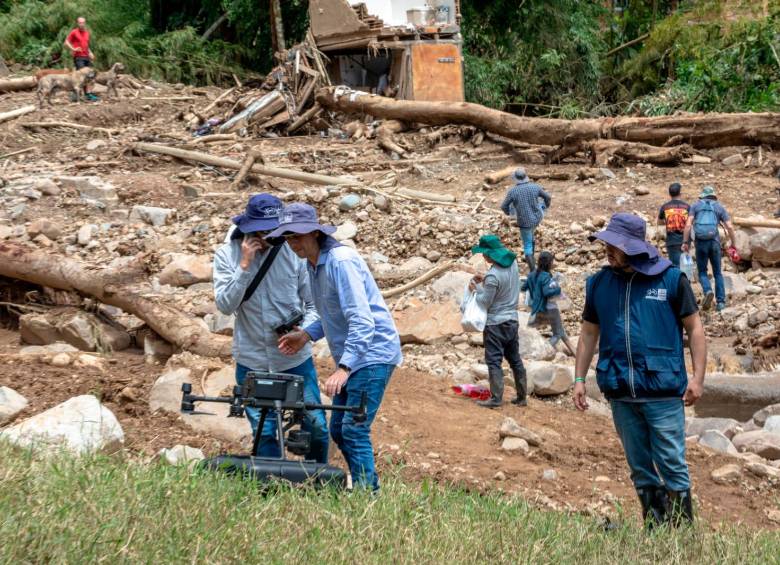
[[204, 311, 235, 336], [431, 270, 473, 301], [732, 430, 780, 460], [527, 361, 574, 396], [697, 374, 780, 421], [733, 229, 753, 261], [745, 461, 780, 479], [19, 309, 130, 352], [0, 395, 123, 455], [722, 273, 751, 298], [686, 417, 740, 440], [500, 437, 529, 454], [19, 313, 61, 346], [27, 218, 62, 241], [56, 176, 118, 207], [338, 194, 361, 211], [0, 386, 28, 425], [764, 415, 780, 434], [19, 343, 79, 356], [158, 254, 213, 287], [398, 256, 433, 273], [149, 368, 191, 413], [710, 464, 742, 484], [144, 332, 174, 364], [129, 205, 176, 227], [394, 300, 463, 344], [697, 430, 738, 455], [749, 228, 780, 266], [156, 444, 205, 467], [499, 417, 542, 446], [77, 224, 97, 246], [753, 403, 780, 427], [517, 312, 556, 360]]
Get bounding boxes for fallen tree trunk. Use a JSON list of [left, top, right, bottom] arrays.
[[0, 76, 36, 93], [0, 105, 36, 124], [733, 217, 780, 229], [132, 142, 362, 186], [382, 261, 455, 299], [0, 243, 231, 358], [316, 87, 780, 149], [586, 139, 693, 166]]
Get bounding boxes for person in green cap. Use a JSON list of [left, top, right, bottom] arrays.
[[468, 234, 527, 408]]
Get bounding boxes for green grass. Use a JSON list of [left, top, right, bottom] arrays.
[[0, 442, 779, 564]]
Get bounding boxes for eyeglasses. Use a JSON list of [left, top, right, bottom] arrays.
[[282, 233, 304, 241]]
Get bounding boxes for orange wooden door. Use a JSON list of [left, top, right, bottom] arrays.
[[410, 43, 464, 102]]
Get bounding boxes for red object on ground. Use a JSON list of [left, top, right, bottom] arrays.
[[727, 246, 741, 264], [452, 384, 491, 401], [66, 28, 91, 59]]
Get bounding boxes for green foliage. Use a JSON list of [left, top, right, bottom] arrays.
[[1, 442, 780, 563]]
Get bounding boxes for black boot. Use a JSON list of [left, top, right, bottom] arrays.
[[636, 486, 668, 530], [525, 254, 535, 273], [666, 489, 694, 527]]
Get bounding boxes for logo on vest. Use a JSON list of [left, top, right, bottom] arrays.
[[645, 288, 667, 302]]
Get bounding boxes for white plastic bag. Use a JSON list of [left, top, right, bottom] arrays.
[[679, 253, 696, 282], [460, 283, 487, 333]]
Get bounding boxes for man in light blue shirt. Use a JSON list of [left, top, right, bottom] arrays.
[[269, 203, 402, 490], [213, 194, 328, 463]]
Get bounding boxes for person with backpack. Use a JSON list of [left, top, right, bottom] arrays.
[[682, 186, 737, 312], [657, 182, 689, 267], [522, 251, 575, 357], [213, 194, 329, 463]]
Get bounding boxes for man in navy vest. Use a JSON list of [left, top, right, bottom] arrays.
[[573, 213, 706, 529]]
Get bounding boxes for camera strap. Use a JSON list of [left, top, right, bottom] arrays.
[[241, 244, 282, 304]]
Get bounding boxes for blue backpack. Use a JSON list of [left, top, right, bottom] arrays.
[[693, 200, 719, 240]]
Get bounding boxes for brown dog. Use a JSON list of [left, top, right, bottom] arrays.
[[37, 67, 97, 108], [94, 62, 125, 98]]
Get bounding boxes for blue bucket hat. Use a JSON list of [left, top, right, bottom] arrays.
[[588, 213, 671, 276], [266, 203, 336, 238], [232, 194, 284, 235]]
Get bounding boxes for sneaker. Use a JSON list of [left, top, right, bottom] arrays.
[[85, 93, 99, 101], [702, 291, 714, 311], [511, 398, 528, 407], [716, 302, 726, 312], [477, 398, 502, 408]]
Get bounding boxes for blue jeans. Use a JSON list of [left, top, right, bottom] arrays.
[[235, 358, 329, 464], [610, 399, 690, 491], [519, 228, 535, 260], [694, 239, 725, 305], [666, 244, 682, 268], [330, 363, 394, 490]]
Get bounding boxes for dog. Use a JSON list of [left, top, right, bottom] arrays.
[[37, 67, 97, 108], [94, 62, 125, 98], [34, 68, 71, 82]]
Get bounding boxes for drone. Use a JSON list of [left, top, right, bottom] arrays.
[[180, 371, 366, 487]]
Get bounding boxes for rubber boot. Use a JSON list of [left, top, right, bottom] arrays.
[[511, 367, 527, 406], [666, 489, 694, 527], [525, 254, 535, 273], [636, 486, 667, 530], [478, 366, 504, 408]]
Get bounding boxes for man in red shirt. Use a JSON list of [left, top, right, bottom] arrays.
[[64, 17, 97, 100]]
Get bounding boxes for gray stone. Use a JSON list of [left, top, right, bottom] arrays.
[[721, 154, 744, 167], [431, 270, 473, 301], [56, 176, 118, 206], [686, 417, 740, 439], [599, 168, 616, 180], [698, 430, 738, 455], [0, 386, 28, 425], [744, 461, 780, 479], [426, 250, 442, 262], [130, 205, 176, 227], [542, 469, 558, 481], [500, 437, 529, 454], [19, 343, 79, 356], [339, 194, 362, 211], [333, 220, 357, 242], [517, 312, 556, 360], [710, 463, 742, 484], [634, 186, 650, 196], [697, 374, 780, 421], [144, 333, 173, 364], [753, 403, 780, 427], [528, 361, 573, 396], [749, 228, 780, 266], [0, 395, 123, 455], [732, 430, 780, 460], [34, 178, 60, 195], [77, 224, 97, 246], [86, 139, 107, 151], [158, 254, 213, 287], [451, 367, 475, 385], [27, 218, 62, 241], [372, 194, 391, 212], [19, 310, 130, 352], [469, 363, 489, 380], [156, 444, 205, 466], [204, 311, 235, 336], [149, 368, 191, 413], [468, 333, 484, 347], [499, 417, 542, 446], [764, 415, 780, 434]]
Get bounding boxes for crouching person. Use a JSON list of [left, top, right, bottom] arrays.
[[213, 194, 328, 463], [573, 213, 706, 529], [469, 235, 526, 408], [271, 203, 402, 490]]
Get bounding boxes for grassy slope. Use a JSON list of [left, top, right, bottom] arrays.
[[0, 443, 778, 564]]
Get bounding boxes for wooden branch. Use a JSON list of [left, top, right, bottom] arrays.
[[0, 76, 36, 93], [484, 165, 571, 184], [288, 103, 322, 133], [140, 96, 196, 101], [21, 121, 118, 136], [200, 13, 228, 42], [376, 120, 409, 156], [395, 187, 456, 203], [132, 142, 362, 186], [0, 147, 36, 160], [191, 133, 238, 144], [381, 261, 455, 299], [230, 150, 263, 190], [606, 33, 650, 57], [0, 105, 36, 124], [733, 217, 780, 229], [201, 87, 235, 115]]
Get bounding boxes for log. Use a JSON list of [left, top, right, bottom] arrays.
[[0, 76, 37, 93], [733, 217, 780, 229], [288, 103, 322, 133], [230, 150, 263, 190], [0, 243, 231, 357], [132, 142, 362, 186], [21, 121, 118, 136], [376, 120, 409, 157], [316, 87, 780, 149], [586, 139, 693, 166], [484, 165, 571, 185], [395, 187, 455, 203], [201, 87, 235, 115], [381, 261, 455, 299], [0, 105, 36, 124], [191, 133, 238, 145]]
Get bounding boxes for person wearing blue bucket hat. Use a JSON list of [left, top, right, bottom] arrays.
[[213, 194, 329, 464], [573, 212, 707, 529], [268, 203, 402, 491]]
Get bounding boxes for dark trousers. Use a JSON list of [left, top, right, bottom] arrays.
[[483, 319, 526, 402], [666, 244, 682, 267]]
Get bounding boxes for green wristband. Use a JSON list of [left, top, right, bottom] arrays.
[[574, 377, 586, 383]]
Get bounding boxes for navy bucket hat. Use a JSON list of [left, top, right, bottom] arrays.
[[588, 213, 672, 276], [232, 194, 284, 235], [266, 203, 336, 238]]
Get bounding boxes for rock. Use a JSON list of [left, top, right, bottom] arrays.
[[394, 300, 463, 344], [451, 367, 475, 385], [767, 509, 780, 524], [468, 333, 484, 347], [748, 310, 768, 328], [501, 437, 529, 454], [493, 471, 507, 481], [129, 205, 176, 227], [204, 311, 235, 336], [339, 194, 361, 211], [86, 139, 107, 151], [499, 417, 542, 446], [710, 463, 742, 484], [0, 386, 28, 425], [698, 430, 738, 455], [74, 353, 105, 370], [333, 220, 358, 242], [732, 430, 780, 460], [599, 168, 616, 180], [542, 469, 558, 481], [27, 218, 62, 241], [634, 186, 650, 196], [50, 352, 72, 367], [35, 178, 60, 195], [721, 154, 744, 167], [19, 310, 130, 352], [753, 403, 780, 427], [149, 368, 191, 413], [156, 444, 205, 467], [469, 363, 489, 379], [723, 273, 751, 298], [373, 194, 391, 212], [527, 361, 574, 396], [158, 254, 213, 287], [717, 353, 745, 374], [19, 313, 61, 346], [749, 228, 780, 266], [0, 395, 123, 455], [431, 270, 473, 301], [144, 333, 173, 364], [764, 415, 780, 434], [745, 461, 780, 479], [517, 312, 556, 360], [698, 374, 780, 421], [686, 417, 740, 439], [569, 222, 584, 234], [56, 176, 118, 207], [19, 343, 79, 356], [398, 256, 433, 273], [426, 250, 442, 262]]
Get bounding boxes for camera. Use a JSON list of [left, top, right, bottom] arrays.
[[275, 311, 303, 336]]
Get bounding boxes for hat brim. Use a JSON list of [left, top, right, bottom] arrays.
[[588, 230, 672, 275], [266, 222, 336, 239], [232, 214, 280, 234], [472, 245, 516, 268]]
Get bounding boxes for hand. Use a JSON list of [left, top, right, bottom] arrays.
[[324, 368, 349, 397], [468, 273, 484, 291], [684, 380, 703, 406], [573, 381, 589, 411], [239, 236, 266, 270], [89, 52, 95, 61], [278, 330, 310, 356], [681, 243, 689, 253]]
